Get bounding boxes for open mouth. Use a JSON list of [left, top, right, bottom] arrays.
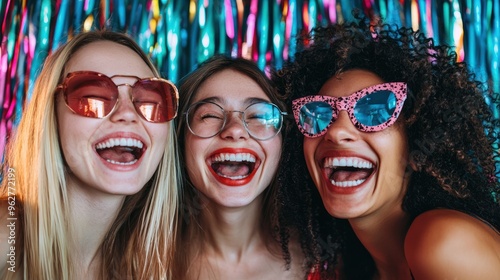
[[95, 138, 145, 165], [323, 157, 374, 187], [210, 152, 257, 180]]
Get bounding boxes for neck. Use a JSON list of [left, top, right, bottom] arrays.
[[67, 179, 125, 277], [349, 204, 412, 280], [198, 195, 268, 262]]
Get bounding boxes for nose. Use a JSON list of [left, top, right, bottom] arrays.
[[109, 87, 140, 123], [323, 111, 359, 143], [218, 111, 250, 140]]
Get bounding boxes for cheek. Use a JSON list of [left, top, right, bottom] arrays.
[[57, 116, 93, 170], [303, 138, 318, 169], [149, 123, 170, 148], [147, 123, 171, 165], [372, 130, 410, 180], [266, 136, 282, 168]]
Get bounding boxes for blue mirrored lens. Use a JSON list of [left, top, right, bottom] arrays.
[[354, 90, 396, 126], [299, 101, 333, 135]]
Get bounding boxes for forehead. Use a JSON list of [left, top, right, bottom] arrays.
[[318, 69, 384, 98], [64, 41, 155, 78], [192, 69, 270, 106]]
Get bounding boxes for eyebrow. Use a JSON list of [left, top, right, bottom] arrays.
[[195, 96, 270, 107]]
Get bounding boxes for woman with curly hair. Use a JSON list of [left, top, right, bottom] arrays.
[[273, 18, 500, 279]]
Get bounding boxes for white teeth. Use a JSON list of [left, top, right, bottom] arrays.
[[219, 174, 247, 180], [330, 179, 366, 187], [324, 157, 373, 169], [96, 138, 144, 150], [212, 153, 256, 163], [106, 159, 138, 165], [324, 157, 373, 187]]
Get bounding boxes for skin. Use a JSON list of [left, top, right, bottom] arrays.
[[303, 69, 413, 279], [184, 69, 304, 279], [405, 209, 500, 279], [185, 69, 281, 208], [0, 41, 170, 278], [58, 41, 169, 197]]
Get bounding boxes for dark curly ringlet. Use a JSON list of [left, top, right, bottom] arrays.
[[272, 16, 500, 279]]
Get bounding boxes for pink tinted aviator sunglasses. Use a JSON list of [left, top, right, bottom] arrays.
[[57, 71, 179, 123], [292, 82, 407, 137]]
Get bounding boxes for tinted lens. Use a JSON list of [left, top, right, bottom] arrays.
[[186, 102, 225, 138], [64, 73, 118, 118], [244, 103, 283, 140], [298, 101, 333, 135], [132, 79, 178, 122], [353, 90, 396, 127]]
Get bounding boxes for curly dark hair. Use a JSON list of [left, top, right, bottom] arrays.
[[272, 17, 500, 279]]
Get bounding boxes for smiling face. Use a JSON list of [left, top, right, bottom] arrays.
[[303, 69, 410, 219], [184, 69, 282, 208], [57, 41, 170, 196]]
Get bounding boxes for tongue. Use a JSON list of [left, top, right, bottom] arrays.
[[331, 169, 371, 182], [212, 162, 250, 177], [97, 147, 136, 163]]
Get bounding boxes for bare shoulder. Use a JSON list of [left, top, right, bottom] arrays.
[[404, 209, 500, 279]]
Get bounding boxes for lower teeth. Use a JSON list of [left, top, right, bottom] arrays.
[[106, 159, 138, 165], [219, 174, 248, 180], [330, 179, 365, 187]]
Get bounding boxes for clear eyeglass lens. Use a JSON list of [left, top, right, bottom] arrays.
[[353, 90, 396, 126], [187, 102, 225, 138], [244, 102, 283, 140]]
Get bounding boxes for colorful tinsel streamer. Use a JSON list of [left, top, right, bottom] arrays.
[[0, 0, 499, 162]]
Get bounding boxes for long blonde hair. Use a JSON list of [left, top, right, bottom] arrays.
[[1, 30, 179, 279]]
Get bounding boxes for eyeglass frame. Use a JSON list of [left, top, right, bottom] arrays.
[[184, 100, 288, 141], [292, 82, 407, 137], [57, 70, 179, 123]]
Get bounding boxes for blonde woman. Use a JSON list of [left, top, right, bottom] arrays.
[[0, 30, 180, 279]]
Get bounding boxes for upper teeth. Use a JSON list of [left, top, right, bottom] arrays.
[[96, 138, 144, 150], [212, 153, 256, 163], [324, 157, 373, 169]]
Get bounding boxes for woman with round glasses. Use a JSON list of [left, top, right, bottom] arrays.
[[0, 31, 180, 279], [173, 55, 306, 279], [273, 18, 500, 279]]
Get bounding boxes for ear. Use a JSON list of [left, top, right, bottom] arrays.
[[407, 150, 424, 172], [408, 157, 419, 172]]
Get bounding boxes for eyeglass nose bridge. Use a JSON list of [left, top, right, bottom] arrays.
[[219, 109, 251, 136], [103, 86, 140, 121]]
